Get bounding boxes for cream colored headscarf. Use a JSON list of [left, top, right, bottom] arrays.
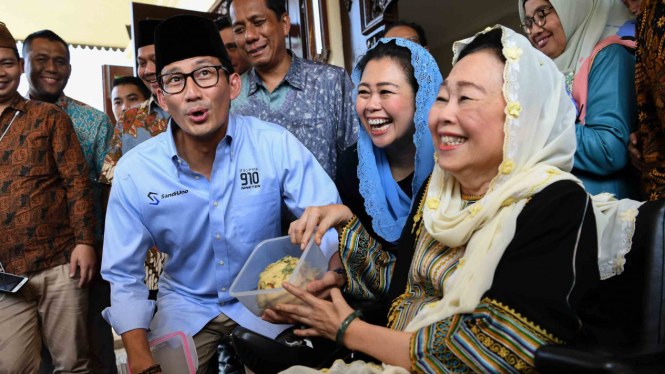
[[407, 25, 643, 333], [518, 0, 634, 75]]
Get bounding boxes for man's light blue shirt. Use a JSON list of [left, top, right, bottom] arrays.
[[101, 113, 340, 339]]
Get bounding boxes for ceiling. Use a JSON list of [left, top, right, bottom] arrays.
[[1, 0, 217, 50]]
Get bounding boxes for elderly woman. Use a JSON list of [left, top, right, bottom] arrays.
[[271, 26, 643, 374], [519, 0, 639, 199]]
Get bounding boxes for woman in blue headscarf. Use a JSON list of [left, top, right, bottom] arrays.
[[334, 38, 442, 250]]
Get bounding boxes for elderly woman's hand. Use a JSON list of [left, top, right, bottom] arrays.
[[275, 282, 355, 341], [289, 204, 354, 250], [308, 270, 347, 299], [262, 270, 347, 324]]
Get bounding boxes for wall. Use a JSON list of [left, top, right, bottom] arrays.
[[430, 13, 523, 77], [397, 0, 521, 76], [326, 0, 346, 68]]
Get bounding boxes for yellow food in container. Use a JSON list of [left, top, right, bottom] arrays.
[[256, 255, 321, 309]]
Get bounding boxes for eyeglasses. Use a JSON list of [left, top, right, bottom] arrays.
[[521, 6, 555, 35], [157, 65, 229, 94], [404, 36, 421, 45]]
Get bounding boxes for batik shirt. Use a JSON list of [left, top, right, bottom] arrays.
[[636, 1, 665, 200], [53, 94, 113, 243], [0, 94, 95, 275], [230, 52, 358, 180], [99, 96, 170, 291], [99, 96, 170, 185], [339, 181, 600, 373]]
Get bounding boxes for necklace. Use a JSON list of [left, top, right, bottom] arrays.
[[461, 193, 485, 200]]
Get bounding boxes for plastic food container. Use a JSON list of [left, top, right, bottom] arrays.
[[128, 331, 198, 374], [230, 236, 328, 317]]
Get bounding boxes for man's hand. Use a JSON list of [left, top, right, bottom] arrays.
[[69, 244, 96, 288], [629, 131, 645, 172], [122, 329, 159, 374], [289, 205, 354, 249]]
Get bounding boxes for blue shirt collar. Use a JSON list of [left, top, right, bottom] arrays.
[[166, 114, 237, 174], [247, 50, 303, 96]]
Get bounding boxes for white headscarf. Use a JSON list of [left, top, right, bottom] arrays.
[[518, 0, 634, 75], [407, 25, 643, 332]]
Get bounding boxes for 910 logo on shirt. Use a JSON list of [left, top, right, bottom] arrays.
[[240, 168, 260, 190]]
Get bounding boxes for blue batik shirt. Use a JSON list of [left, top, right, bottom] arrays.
[[231, 51, 358, 180], [54, 94, 114, 242], [101, 114, 340, 339]]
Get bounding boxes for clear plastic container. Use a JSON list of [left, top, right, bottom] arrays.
[[230, 236, 328, 317], [128, 331, 198, 374]]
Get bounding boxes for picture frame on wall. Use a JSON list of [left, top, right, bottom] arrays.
[[359, 0, 397, 35]]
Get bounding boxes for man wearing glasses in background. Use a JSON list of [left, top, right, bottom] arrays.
[[228, 0, 357, 183], [383, 20, 430, 51], [101, 15, 341, 374]]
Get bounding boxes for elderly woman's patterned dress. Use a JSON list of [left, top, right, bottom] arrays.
[[335, 179, 600, 373]]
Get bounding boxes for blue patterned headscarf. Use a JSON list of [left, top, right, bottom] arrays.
[[353, 38, 443, 243]]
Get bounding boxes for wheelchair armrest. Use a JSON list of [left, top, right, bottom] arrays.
[[231, 298, 386, 373], [535, 345, 636, 374], [231, 326, 340, 374]]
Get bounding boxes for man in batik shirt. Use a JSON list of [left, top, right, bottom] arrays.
[[22, 29, 116, 373], [229, 0, 357, 181], [23, 30, 113, 251], [100, 19, 170, 185], [99, 19, 168, 301], [634, 0, 665, 201], [0, 22, 96, 372]]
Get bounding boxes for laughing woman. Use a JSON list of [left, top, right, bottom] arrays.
[[334, 39, 441, 251], [519, 0, 639, 199], [278, 27, 643, 374]]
